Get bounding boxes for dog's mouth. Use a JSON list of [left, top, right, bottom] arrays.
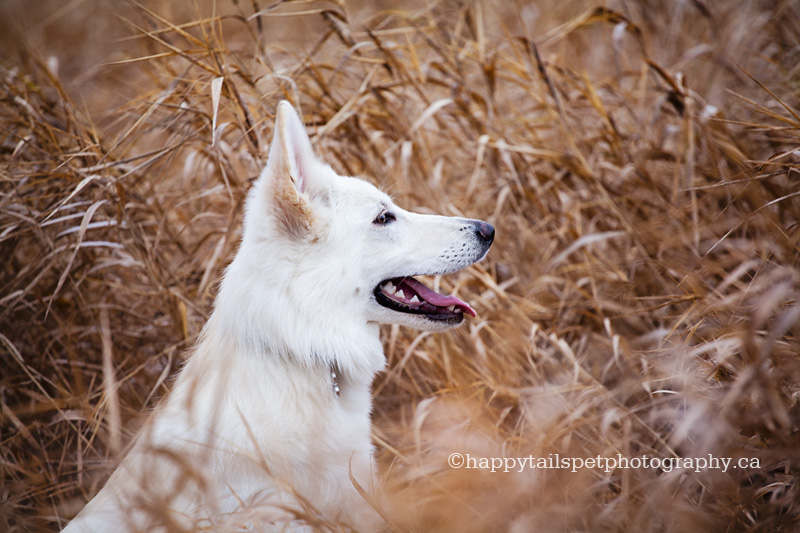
[[374, 276, 476, 322]]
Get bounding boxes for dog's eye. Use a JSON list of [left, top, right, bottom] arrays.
[[373, 211, 396, 225]]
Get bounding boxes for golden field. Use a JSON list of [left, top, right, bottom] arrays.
[[1, 0, 798, 531]]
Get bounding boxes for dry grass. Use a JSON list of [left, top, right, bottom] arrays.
[[1, 0, 799, 531]]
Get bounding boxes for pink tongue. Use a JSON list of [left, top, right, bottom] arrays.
[[402, 278, 477, 317]]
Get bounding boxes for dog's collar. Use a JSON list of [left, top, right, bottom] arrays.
[[330, 363, 340, 398]]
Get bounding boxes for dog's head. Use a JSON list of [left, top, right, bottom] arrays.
[[242, 101, 493, 333]]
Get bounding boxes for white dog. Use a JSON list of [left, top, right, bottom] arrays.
[[63, 101, 494, 532]]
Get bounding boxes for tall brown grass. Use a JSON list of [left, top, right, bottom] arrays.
[[1, 0, 799, 531]]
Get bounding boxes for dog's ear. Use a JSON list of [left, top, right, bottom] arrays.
[[264, 101, 323, 238]]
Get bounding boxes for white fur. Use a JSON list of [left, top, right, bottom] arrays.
[[63, 101, 493, 532]]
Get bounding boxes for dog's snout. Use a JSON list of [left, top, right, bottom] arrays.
[[474, 221, 495, 245]]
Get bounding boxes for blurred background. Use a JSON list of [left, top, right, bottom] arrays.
[[1, 1, 799, 531]]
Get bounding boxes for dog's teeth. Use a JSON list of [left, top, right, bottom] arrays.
[[383, 282, 396, 294], [446, 305, 455, 312], [410, 295, 420, 303], [396, 289, 405, 299]]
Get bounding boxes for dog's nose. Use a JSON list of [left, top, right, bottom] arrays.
[[474, 221, 495, 245]]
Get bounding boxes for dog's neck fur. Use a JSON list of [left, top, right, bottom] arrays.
[[162, 312, 379, 451], [210, 233, 387, 386]]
